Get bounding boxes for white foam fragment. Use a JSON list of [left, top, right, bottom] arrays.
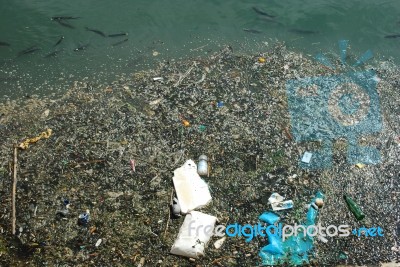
[[214, 236, 226, 249], [170, 211, 217, 258], [172, 160, 212, 214]]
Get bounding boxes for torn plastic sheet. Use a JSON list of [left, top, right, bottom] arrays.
[[172, 160, 212, 214], [170, 211, 217, 258], [259, 191, 325, 266]]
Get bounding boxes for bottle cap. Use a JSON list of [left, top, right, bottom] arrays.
[[199, 155, 208, 161]]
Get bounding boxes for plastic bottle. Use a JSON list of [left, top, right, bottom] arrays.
[[343, 195, 365, 220], [197, 155, 208, 176]]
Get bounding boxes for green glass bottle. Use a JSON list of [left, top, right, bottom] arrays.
[[343, 195, 365, 220]]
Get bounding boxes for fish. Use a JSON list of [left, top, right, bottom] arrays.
[[85, 27, 106, 37], [51, 16, 80, 21], [384, 34, 400, 38], [258, 16, 283, 26], [289, 28, 318, 34], [0, 41, 10, 47], [243, 28, 262, 34], [108, 32, 128, 37], [252, 6, 276, 19], [112, 38, 128, 46], [18, 46, 41, 56], [44, 49, 62, 58], [54, 36, 64, 46], [73, 43, 89, 51], [56, 20, 75, 29]]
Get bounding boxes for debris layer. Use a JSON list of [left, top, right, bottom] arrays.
[[0, 43, 398, 266]]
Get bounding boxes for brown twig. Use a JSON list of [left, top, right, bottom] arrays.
[[12, 144, 18, 235], [283, 126, 293, 141], [211, 256, 235, 265]]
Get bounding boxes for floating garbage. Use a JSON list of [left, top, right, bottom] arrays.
[[268, 193, 294, 211], [78, 212, 90, 226], [268, 193, 285, 203], [95, 238, 102, 247], [55, 209, 68, 218], [301, 152, 313, 164], [18, 128, 52, 149], [315, 198, 324, 208], [216, 101, 224, 108], [259, 212, 280, 225], [170, 211, 217, 258], [0, 41, 396, 266], [152, 77, 163, 81], [63, 198, 70, 208], [171, 197, 181, 217], [213, 237, 226, 249], [258, 57, 266, 63], [260, 230, 284, 255], [129, 159, 136, 172], [260, 192, 325, 265], [198, 125, 207, 132], [181, 119, 190, 127], [271, 201, 294, 211], [172, 160, 212, 214], [197, 155, 209, 176], [344, 195, 365, 220], [355, 163, 365, 168]]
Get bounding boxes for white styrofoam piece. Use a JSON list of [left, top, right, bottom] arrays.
[[172, 160, 212, 214], [214, 236, 226, 249], [170, 211, 217, 258]]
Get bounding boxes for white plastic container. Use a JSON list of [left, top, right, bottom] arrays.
[[170, 211, 217, 258], [172, 160, 212, 214]]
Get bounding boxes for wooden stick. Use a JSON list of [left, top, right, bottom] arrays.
[[163, 189, 174, 238], [283, 126, 293, 141], [12, 144, 18, 235], [211, 256, 235, 265]]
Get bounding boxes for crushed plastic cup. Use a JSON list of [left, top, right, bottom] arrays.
[[268, 193, 294, 211], [271, 200, 294, 211], [170, 211, 217, 258], [268, 193, 285, 204]]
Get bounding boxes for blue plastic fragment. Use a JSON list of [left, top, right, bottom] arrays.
[[259, 212, 280, 225], [261, 231, 284, 255], [216, 101, 224, 108]]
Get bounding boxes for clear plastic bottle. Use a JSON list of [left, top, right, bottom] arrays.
[[197, 155, 208, 176]]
